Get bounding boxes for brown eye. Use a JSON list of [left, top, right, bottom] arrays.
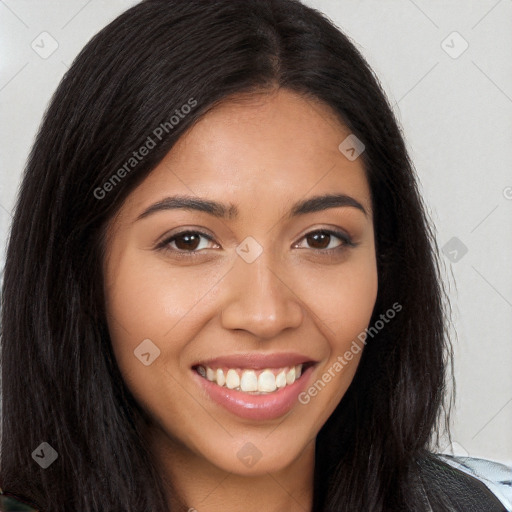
[[295, 229, 354, 252], [306, 231, 335, 250], [163, 231, 216, 252], [175, 233, 202, 251]]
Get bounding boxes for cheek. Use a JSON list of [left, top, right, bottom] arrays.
[[103, 249, 197, 395], [296, 252, 378, 346], [105, 255, 193, 338], [104, 246, 226, 350], [103, 246, 235, 414], [294, 255, 377, 421], [103, 249, 201, 433]]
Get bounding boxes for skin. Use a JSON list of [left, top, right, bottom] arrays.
[[103, 88, 378, 512]]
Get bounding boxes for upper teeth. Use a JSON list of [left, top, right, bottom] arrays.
[[197, 364, 303, 393]]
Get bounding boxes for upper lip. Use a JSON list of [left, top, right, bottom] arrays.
[[192, 352, 317, 370]]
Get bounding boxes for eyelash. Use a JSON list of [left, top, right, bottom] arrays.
[[156, 228, 357, 258]]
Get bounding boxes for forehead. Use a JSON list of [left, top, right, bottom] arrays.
[[118, 88, 372, 221]]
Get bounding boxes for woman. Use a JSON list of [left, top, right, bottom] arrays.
[[1, 0, 510, 510]]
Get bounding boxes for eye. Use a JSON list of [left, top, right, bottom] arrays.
[[294, 229, 355, 252], [159, 230, 219, 253]]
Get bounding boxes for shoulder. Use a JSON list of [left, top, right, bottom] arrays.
[[417, 452, 512, 512], [436, 454, 512, 511], [0, 489, 40, 511]]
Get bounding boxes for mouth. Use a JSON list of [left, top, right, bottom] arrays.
[[193, 362, 315, 394], [191, 353, 317, 420]]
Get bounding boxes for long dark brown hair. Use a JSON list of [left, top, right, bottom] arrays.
[[1, 1, 453, 510]]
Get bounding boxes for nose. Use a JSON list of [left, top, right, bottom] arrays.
[[220, 252, 304, 339]]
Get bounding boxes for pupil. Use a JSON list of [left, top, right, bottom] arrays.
[[308, 232, 329, 249], [175, 233, 200, 251]]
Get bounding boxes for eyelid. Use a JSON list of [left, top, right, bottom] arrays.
[[292, 228, 355, 250], [155, 228, 219, 252], [156, 226, 356, 258]]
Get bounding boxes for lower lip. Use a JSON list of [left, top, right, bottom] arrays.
[[194, 365, 315, 421]]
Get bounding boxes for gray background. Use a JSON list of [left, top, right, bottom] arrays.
[[1, 0, 511, 464]]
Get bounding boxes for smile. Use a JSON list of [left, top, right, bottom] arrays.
[[195, 364, 305, 394], [191, 353, 317, 420]]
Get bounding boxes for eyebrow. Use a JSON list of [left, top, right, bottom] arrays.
[[135, 193, 367, 222]]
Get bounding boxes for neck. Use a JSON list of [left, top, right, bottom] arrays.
[[146, 425, 315, 512]]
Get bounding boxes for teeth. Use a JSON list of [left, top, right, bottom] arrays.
[[197, 363, 306, 394], [225, 369, 240, 389], [216, 369, 225, 387], [275, 370, 287, 388], [240, 370, 258, 392], [258, 370, 276, 392]]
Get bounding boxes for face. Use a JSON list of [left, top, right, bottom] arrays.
[[103, 89, 378, 477]]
